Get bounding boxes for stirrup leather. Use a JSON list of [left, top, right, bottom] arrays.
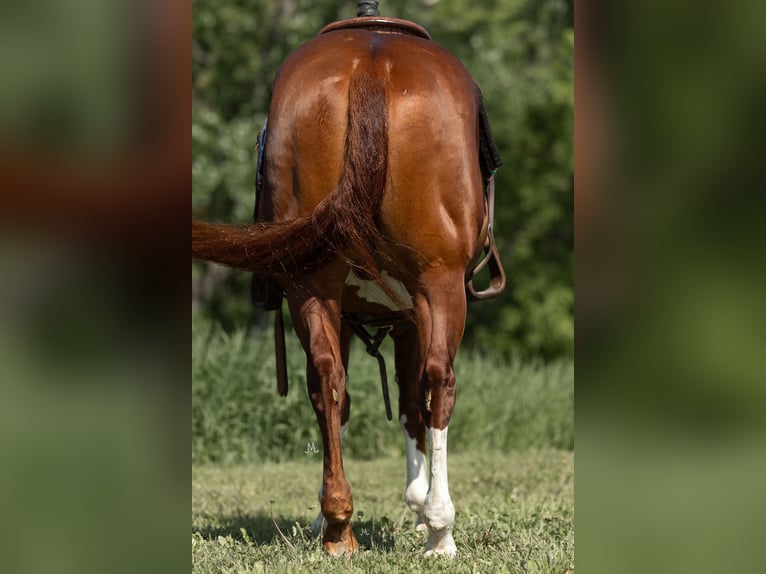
[[466, 177, 507, 301]]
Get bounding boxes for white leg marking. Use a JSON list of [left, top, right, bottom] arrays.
[[311, 423, 348, 535], [423, 426, 457, 557], [400, 416, 429, 531]]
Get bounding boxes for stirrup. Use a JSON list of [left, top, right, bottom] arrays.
[[466, 176, 507, 301], [466, 239, 506, 301]]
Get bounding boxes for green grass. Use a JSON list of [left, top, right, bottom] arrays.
[[192, 318, 573, 464], [192, 450, 574, 573], [192, 317, 573, 571]]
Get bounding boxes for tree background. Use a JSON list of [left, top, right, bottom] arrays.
[[192, 0, 573, 360]]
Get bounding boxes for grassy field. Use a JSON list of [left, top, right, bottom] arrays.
[[193, 450, 573, 573], [192, 318, 574, 572], [192, 318, 573, 464]]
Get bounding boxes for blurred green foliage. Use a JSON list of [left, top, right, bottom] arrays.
[[192, 318, 573, 464], [192, 0, 573, 360]]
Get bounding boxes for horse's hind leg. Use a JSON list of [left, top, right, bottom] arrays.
[[418, 274, 467, 557], [311, 328, 352, 535], [288, 287, 358, 556]]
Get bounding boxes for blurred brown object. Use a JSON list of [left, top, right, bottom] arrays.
[[0, 0, 188, 254]]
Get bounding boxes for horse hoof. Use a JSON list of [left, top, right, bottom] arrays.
[[424, 529, 457, 558], [415, 516, 429, 532], [323, 537, 359, 556], [323, 524, 359, 556], [424, 545, 457, 558]]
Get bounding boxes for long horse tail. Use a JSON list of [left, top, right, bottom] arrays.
[[192, 65, 391, 290]]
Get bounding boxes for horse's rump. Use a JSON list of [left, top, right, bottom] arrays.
[[267, 31, 486, 277], [193, 28, 489, 302]]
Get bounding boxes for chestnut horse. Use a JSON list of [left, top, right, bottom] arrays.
[[193, 17, 500, 557]]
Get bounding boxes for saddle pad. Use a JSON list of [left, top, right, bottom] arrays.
[[477, 89, 504, 178]]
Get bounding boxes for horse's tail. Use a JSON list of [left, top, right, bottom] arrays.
[[192, 65, 390, 286]]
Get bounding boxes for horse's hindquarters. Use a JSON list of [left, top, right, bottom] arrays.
[[265, 30, 486, 278], [261, 28, 488, 557]]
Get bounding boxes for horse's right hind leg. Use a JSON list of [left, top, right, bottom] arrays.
[[393, 278, 465, 557], [417, 275, 467, 558]]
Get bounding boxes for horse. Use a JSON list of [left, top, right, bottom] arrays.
[[192, 11, 503, 557]]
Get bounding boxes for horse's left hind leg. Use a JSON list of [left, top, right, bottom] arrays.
[[311, 328, 352, 535], [288, 292, 358, 556]]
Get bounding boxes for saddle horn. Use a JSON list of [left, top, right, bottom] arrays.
[[357, 1, 380, 17]]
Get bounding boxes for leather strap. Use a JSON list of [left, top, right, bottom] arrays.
[[274, 306, 288, 397], [466, 177, 507, 300]]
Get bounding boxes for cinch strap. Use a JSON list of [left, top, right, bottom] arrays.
[[346, 320, 394, 421]]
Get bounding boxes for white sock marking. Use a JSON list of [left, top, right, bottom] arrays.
[[400, 415, 428, 528], [424, 426, 457, 557]]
